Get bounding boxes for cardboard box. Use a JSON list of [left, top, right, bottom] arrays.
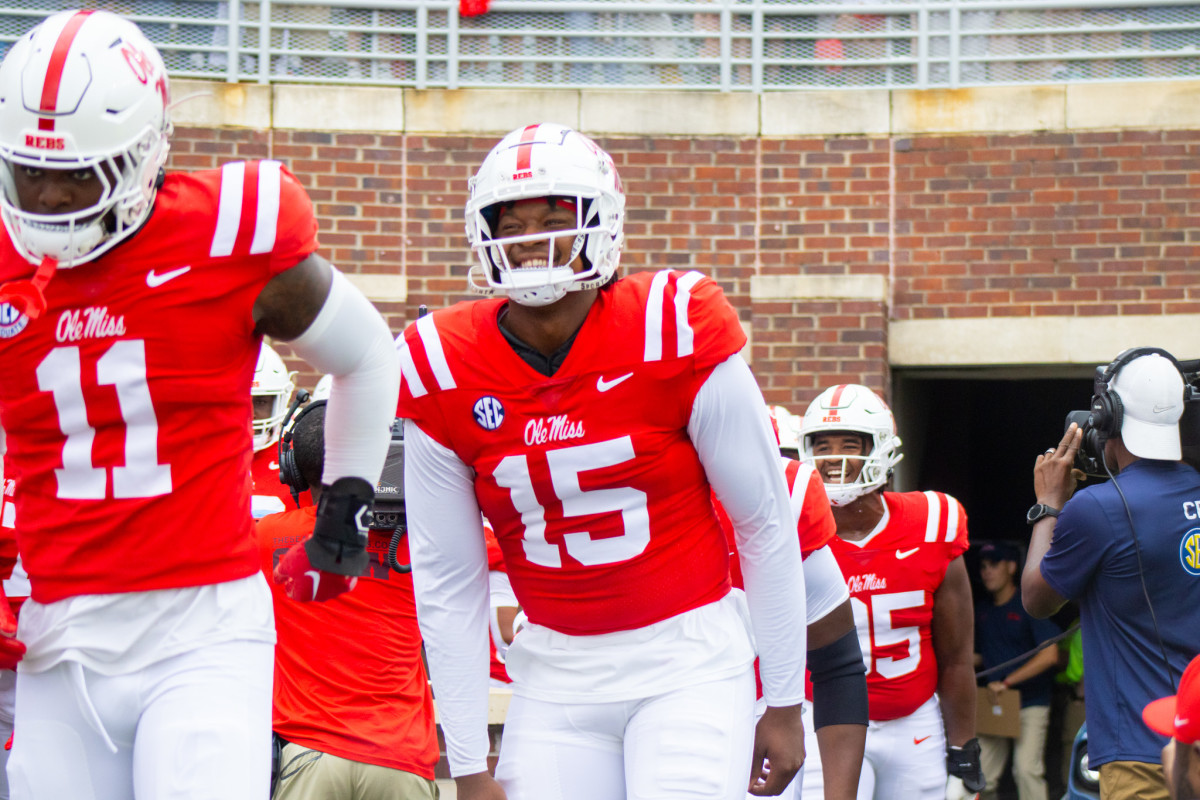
[[976, 685, 1021, 738]]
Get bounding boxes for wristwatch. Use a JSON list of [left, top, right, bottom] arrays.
[[1026, 503, 1060, 526]]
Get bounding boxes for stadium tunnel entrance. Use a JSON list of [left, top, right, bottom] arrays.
[[890, 367, 1096, 547]]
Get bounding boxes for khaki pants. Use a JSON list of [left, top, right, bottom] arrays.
[[275, 742, 438, 800], [1099, 760, 1169, 800], [980, 705, 1051, 800]]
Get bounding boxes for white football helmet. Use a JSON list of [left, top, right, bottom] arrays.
[[767, 404, 802, 456], [0, 9, 172, 267], [252, 344, 295, 452], [800, 384, 902, 506], [464, 123, 625, 307], [311, 373, 333, 402]]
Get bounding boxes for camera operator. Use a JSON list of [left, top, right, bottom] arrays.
[[1022, 348, 1200, 800]]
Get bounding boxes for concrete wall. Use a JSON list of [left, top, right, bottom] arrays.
[[168, 79, 1200, 405]]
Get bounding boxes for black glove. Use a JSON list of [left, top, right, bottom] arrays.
[[946, 738, 985, 793], [304, 476, 374, 577]]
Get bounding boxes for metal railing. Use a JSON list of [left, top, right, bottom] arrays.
[[1, 1, 1198, 91]]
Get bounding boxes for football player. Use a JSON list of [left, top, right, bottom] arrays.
[[249, 343, 298, 518], [798, 385, 984, 800], [0, 10, 399, 799], [397, 123, 808, 800], [719, 405, 869, 800]]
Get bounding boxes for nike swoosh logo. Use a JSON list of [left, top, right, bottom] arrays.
[[597, 372, 633, 392], [146, 265, 191, 287], [896, 547, 920, 559], [268, 461, 279, 470], [914, 735, 931, 745], [1153, 403, 1177, 414], [305, 569, 321, 599], [1176, 715, 1190, 728]]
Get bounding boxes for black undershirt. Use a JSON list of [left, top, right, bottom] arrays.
[[496, 306, 581, 377]]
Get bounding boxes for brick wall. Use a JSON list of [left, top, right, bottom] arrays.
[[168, 126, 1200, 410]]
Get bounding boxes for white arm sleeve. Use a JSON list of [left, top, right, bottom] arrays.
[[287, 268, 400, 485], [689, 355, 807, 706], [489, 570, 518, 661], [803, 545, 851, 625], [403, 420, 492, 777]]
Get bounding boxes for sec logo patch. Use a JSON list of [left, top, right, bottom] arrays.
[[0, 303, 27, 338], [473, 396, 504, 431], [1180, 528, 1200, 576]]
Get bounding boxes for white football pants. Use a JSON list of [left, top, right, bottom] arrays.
[[495, 668, 756, 800], [8, 638, 272, 800], [802, 694, 947, 800]]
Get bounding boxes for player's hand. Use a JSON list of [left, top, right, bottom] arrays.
[[454, 770, 507, 800], [272, 540, 358, 602], [0, 589, 24, 670], [946, 738, 985, 798], [944, 775, 979, 800], [748, 703, 805, 796], [1034, 423, 1082, 510]]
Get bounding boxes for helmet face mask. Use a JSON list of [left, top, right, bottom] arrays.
[[465, 123, 625, 307], [800, 384, 902, 506], [0, 10, 172, 267], [252, 345, 295, 453]]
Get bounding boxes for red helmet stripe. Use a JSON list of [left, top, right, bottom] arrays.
[[514, 124, 540, 173], [37, 10, 95, 131], [828, 384, 849, 409]]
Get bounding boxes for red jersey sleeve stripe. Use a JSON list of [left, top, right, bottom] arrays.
[[249, 160, 282, 255], [211, 161, 245, 257], [415, 314, 456, 391], [672, 270, 705, 358], [922, 490, 942, 543], [643, 270, 671, 362]]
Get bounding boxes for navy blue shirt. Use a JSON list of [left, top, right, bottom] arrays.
[[976, 593, 1060, 708], [1040, 459, 1200, 767]]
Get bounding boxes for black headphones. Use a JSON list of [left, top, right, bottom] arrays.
[[1088, 346, 1184, 445], [277, 390, 323, 507]]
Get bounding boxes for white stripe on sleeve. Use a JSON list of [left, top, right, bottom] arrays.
[[210, 161, 245, 257], [417, 313, 457, 391], [249, 160, 282, 255]]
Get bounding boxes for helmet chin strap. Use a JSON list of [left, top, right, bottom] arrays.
[[0, 256, 58, 320]]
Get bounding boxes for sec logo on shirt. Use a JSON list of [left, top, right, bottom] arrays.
[[0, 303, 28, 339], [473, 396, 505, 431], [1180, 528, 1200, 576]]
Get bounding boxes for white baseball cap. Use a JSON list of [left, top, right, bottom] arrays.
[[1112, 353, 1184, 460]]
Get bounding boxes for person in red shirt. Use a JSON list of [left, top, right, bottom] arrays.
[[258, 400, 438, 799], [0, 10, 399, 798], [398, 123, 808, 800], [798, 384, 983, 800]]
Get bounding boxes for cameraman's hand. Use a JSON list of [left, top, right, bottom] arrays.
[[1035, 423, 1083, 509]]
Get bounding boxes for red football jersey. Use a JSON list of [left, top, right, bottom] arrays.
[[720, 457, 837, 589], [0, 458, 26, 616], [250, 446, 310, 516], [823, 490, 969, 721], [396, 270, 746, 636], [0, 160, 318, 603], [258, 506, 438, 778]]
